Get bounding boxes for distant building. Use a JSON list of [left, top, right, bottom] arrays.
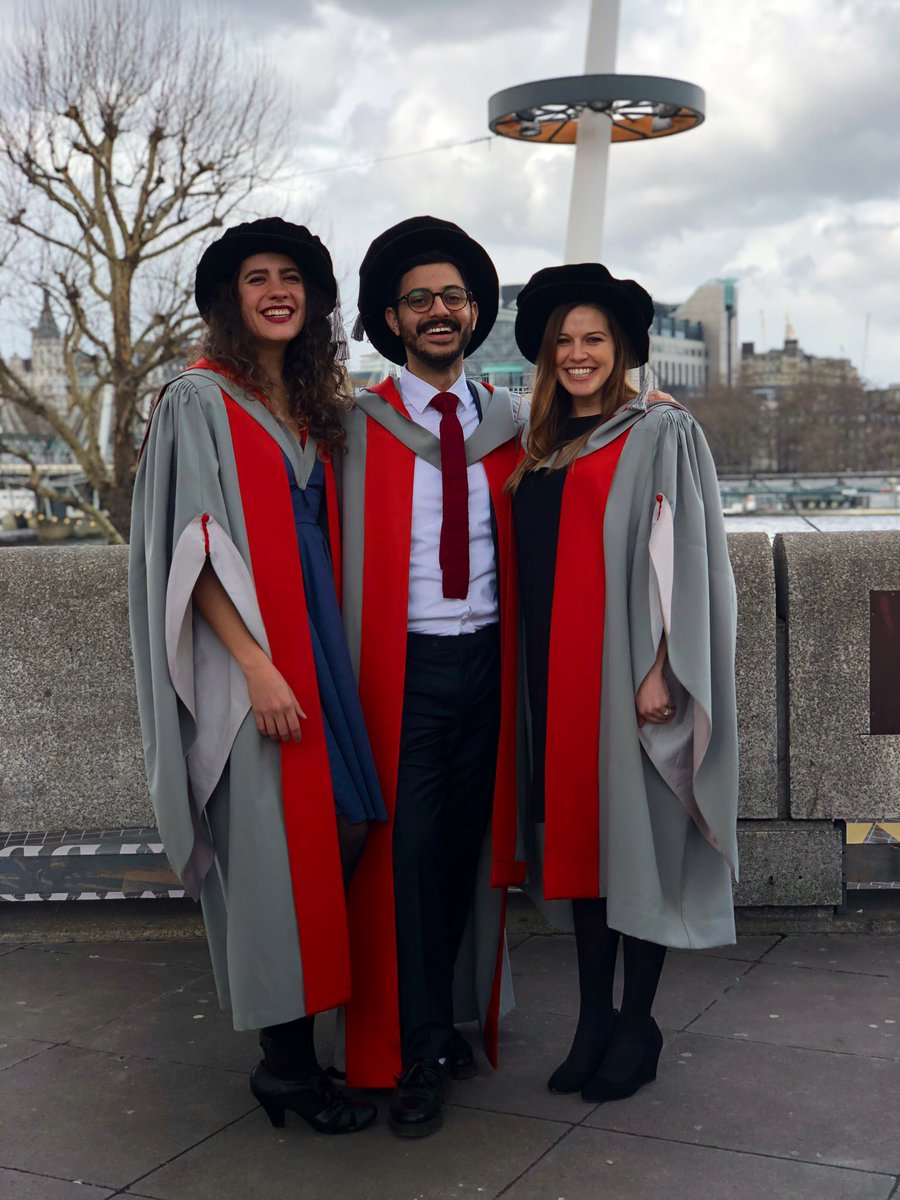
[[348, 350, 395, 390], [649, 304, 707, 394], [740, 320, 862, 392], [2, 293, 72, 437], [1, 292, 182, 460], [660, 278, 739, 392], [465, 285, 531, 390]]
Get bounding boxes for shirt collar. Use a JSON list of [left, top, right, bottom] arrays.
[[399, 366, 472, 415]]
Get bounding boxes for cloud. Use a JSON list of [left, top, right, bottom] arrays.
[[213, 0, 583, 42], [1, 0, 898, 384]]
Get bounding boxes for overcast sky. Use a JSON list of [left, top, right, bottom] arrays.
[[5, 0, 900, 385]]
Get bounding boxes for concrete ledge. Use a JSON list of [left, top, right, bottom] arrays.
[[1, 540, 782, 832], [0, 538, 886, 928], [776, 532, 900, 821], [734, 820, 843, 907], [0, 546, 151, 829], [728, 533, 778, 818]]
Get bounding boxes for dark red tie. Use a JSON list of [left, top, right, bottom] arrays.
[[430, 392, 469, 600]]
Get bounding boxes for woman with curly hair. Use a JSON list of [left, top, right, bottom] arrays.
[[130, 218, 385, 1134]]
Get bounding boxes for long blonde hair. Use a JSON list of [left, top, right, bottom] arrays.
[[506, 302, 636, 492]]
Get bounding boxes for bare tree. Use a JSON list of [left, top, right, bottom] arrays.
[[690, 384, 764, 473], [691, 379, 900, 476], [0, 0, 287, 540]]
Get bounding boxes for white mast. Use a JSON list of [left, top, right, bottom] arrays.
[[564, 0, 621, 264]]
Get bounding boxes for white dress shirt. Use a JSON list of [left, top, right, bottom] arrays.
[[398, 366, 499, 635]]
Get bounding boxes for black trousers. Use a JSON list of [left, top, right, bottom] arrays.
[[393, 624, 501, 1065]]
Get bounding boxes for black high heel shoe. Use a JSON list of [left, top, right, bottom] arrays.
[[249, 1062, 377, 1134], [547, 1008, 618, 1095], [580, 1017, 663, 1104]]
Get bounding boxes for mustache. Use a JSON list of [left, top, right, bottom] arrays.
[[416, 317, 461, 335]]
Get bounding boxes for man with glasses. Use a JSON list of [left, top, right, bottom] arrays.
[[339, 217, 526, 1137]]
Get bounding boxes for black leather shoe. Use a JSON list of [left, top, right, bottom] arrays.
[[450, 1029, 477, 1080], [581, 1018, 663, 1104], [250, 1062, 377, 1133], [389, 1059, 450, 1138], [547, 1008, 618, 1094]]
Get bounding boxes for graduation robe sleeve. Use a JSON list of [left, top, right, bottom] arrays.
[[634, 405, 739, 878], [129, 375, 265, 899]]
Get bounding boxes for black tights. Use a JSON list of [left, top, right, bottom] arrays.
[[260, 817, 370, 1079], [336, 814, 369, 889], [564, 898, 667, 1074]]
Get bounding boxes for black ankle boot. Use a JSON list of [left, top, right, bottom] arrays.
[[547, 1008, 618, 1094], [249, 1062, 377, 1134], [581, 1018, 663, 1104]]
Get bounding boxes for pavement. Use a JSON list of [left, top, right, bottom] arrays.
[[0, 911, 898, 1200]]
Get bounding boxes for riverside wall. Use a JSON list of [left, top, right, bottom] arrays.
[[1, 534, 899, 916]]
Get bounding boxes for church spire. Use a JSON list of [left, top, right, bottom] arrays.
[[34, 288, 60, 340]]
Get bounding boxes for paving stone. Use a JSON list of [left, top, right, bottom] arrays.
[[676, 934, 781, 962], [0, 1036, 53, 1071], [0, 1166, 115, 1199], [450, 1010, 679, 1125], [506, 932, 531, 952], [31, 939, 212, 970], [765, 934, 900, 977], [690, 962, 900, 1057], [449, 1008, 619, 1124], [681, 931, 782, 960], [585, 1032, 900, 1174], [511, 934, 752, 1029], [130, 1103, 568, 1200], [73, 972, 259, 1073], [0, 947, 204, 1042], [0, 1044, 253, 1189], [1, 929, 897, 1195], [502, 1127, 895, 1200]]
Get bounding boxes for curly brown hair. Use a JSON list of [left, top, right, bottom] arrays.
[[198, 270, 349, 454], [506, 302, 636, 493]]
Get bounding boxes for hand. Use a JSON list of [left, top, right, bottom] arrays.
[[244, 657, 306, 743], [635, 666, 675, 729], [648, 389, 675, 404]]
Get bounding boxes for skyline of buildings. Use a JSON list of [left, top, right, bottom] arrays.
[[1, 282, 879, 450]]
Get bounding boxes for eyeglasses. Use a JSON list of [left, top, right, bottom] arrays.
[[396, 286, 473, 313]]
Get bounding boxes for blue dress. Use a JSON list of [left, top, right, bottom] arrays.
[[283, 452, 387, 825]]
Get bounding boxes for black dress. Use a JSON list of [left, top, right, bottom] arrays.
[[512, 414, 603, 819]]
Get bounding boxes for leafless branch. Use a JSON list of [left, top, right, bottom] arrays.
[[0, 0, 291, 538]]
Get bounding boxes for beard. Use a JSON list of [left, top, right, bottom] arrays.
[[401, 314, 474, 369]]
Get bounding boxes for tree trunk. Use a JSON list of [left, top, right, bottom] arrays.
[[100, 479, 135, 542]]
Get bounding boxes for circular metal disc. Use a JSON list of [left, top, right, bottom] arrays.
[[488, 74, 705, 144]]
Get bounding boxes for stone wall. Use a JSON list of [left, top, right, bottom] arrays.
[[0, 546, 151, 830], [2, 535, 899, 911]]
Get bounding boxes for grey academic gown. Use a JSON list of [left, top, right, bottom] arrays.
[[520, 400, 740, 949], [129, 367, 350, 1029]]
